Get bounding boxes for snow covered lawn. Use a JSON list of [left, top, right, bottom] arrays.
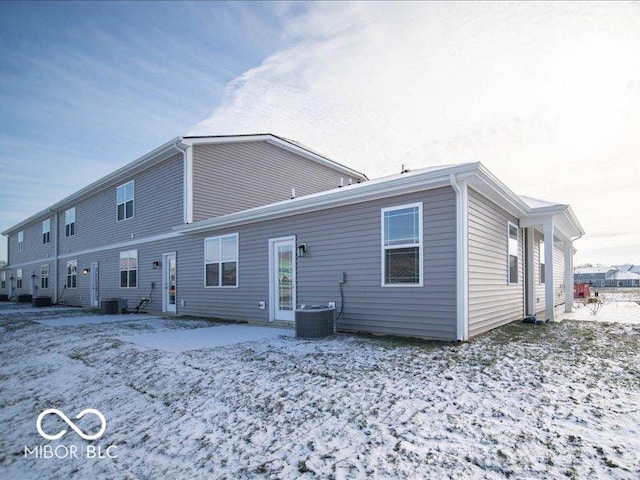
[[1, 307, 639, 479]]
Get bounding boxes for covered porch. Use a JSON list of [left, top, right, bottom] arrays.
[[520, 198, 585, 322]]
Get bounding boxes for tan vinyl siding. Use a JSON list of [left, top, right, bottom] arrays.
[[192, 142, 365, 221], [468, 188, 524, 338]]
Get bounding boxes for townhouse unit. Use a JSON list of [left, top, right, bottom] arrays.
[[1, 134, 584, 340], [574, 266, 640, 287]]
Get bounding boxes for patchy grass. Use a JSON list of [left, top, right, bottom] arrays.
[[0, 308, 638, 479]]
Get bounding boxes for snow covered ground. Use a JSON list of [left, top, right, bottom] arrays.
[[1, 305, 638, 479]]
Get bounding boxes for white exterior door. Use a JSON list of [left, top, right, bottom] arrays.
[[269, 237, 296, 322], [90, 262, 99, 307], [163, 253, 177, 314]]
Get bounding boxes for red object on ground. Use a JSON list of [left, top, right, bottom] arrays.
[[574, 283, 590, 298]]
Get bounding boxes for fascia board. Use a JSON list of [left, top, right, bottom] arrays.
[[2, 137, 183, 236], [469, 165, 530, 217], [174, 164, 478, 235], [183, 134, 368, 180]]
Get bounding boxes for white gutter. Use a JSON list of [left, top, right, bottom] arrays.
[[52, 209, 58, 302], [173, 140, 192, 224], [450, 173, 469, 341]]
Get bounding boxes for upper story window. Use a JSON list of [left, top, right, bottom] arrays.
[[42, 219, 51, 244], [539, 239, 546, 284], [65, 208, 76, 237], [508, 222, 519, 284], [205, 234, 238, 287], [1, 271, 6, 289], [16, 268, 23, 289], [17, 231, 24, 252], [381, 203, 423, 286], [120, 250, 138, 288], [66, 260, 77, 288], [117, 181, 134, 221]]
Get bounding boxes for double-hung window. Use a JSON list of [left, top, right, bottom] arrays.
[[120, 250, 138, 288], [508, 222, 519, 284], [16, 268, 23, 289], [66, 260, 77, 288], [42, 219, 51, 244], [205, 234, 238, 287], [539, 239, 545, 284], [17, 231, 24, 252], [381, 203, 423, 286], [41, 264, 49, 289], [117, 181, 134, 221], [65, 208, 76, 237]]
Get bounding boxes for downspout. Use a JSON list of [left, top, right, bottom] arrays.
[[174, 140, 193, 224], [450, 174, 469, 341], [51, 209, 58, 303]]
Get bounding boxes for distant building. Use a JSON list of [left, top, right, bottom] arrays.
[[574, 266, 640, 287]]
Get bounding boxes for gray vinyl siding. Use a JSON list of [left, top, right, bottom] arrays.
[[57, 153, 184, 254], [5, 215, 55, 267], [179, 187, 457, 340], [468, 188, 524, 338], [553, 241, 566, 306], [534, 229, 545, 314], [55, 236, 192, 310], [533, 232, 567, 315], [192, 142, 366, 221]]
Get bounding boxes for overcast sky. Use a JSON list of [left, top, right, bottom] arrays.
[[1, 1, 639, 266]]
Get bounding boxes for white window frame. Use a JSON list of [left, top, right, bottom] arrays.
[[17, 231, 24, 252], [539, 239, 545, 284], [381, 203, 424, 287], [66, 260, 77, 289], [41, 264, 49, 289], [508, 222, 519, 284], [16, 269, 23, 289], [204, 233, 239, 288], [42, 219, 51, 244], [65, 208, 76, 237], [120, 250, 138, 288], [117, 180, 135, 221]]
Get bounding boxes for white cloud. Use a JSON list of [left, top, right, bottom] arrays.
[[191, 1, 640, 265]]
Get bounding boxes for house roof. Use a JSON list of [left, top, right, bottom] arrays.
[[574, 267, 618, 275], [610, 271, 640, 281], [175, 161, 585, 242], [2, 134, 366, 236]]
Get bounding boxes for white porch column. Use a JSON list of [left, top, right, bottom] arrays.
[[526, 227, 535, 316], [564, 241, 574, 313], [543, 222, 555, 321]]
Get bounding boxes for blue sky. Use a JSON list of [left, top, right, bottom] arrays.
[[1, 1, 639, 265]]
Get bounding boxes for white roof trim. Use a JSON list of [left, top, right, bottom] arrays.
[[175, 163, 480, 235]]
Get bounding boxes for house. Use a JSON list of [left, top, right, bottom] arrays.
[[0, 134, 584, 341], [574, 267, 619, 287], [574, 266, 640, 287]]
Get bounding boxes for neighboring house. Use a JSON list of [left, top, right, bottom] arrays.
[[574, 266, 640, 287], [1, 134, 584, 341], [574, 267, 620, 287]]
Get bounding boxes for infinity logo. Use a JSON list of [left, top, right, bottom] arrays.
[[36, 409, 107, 441]]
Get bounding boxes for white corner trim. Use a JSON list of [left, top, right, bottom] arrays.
[[450, 174, 469, 341]]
